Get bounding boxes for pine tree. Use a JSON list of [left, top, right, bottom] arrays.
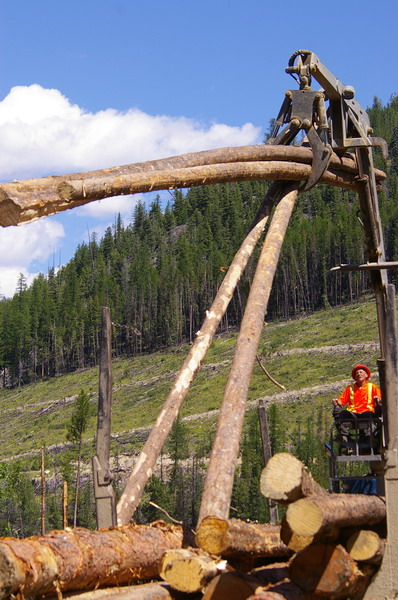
[[67, 390, 93, 527]]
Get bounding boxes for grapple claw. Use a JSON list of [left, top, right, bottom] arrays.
[[301, 127, 333, 191]]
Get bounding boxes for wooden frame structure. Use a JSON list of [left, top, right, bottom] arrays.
[[1, 52, 397, 596]]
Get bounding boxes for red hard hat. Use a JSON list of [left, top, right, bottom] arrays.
[[351, 364, 371, 379]]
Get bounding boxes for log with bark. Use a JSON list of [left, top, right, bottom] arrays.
[[250, 563, 290, 586], [285, 494, 386, 538], [280, 516, 340, 553], [0, 145, 386, 227], [159, 548, 227, 593], [289, 542, 371, 598], [0, 521, 184, 599], [196, 516, 291, 559], [62, 581, 191, 600], [201, 571, 262, 600], [260, 453, 325, 504], [246, 580, 315, 600]]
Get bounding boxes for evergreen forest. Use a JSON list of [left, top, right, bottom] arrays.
[[0, 97, 397, 536], [0, 96, 398, 387]]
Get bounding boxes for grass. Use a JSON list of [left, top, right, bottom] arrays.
[[0, 296, 383, 462]]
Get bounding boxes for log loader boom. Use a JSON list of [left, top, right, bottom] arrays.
[[270, 49, 398, 598]]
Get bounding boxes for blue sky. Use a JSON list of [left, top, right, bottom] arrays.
[[0, 0, 397, 296]]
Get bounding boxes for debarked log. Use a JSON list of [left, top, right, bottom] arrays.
[[289, 542, 370, 598], [0, 145, 386, 227], [260, 453, 326, 504], [198, 184, 299, 524], [159, 548, 227, 593], [196, 516, 291, 558], [116, 182, 282, 526], [0, 521, 184, 599], [285, 494, 386, 537]]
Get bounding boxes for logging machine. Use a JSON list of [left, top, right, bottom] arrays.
[[267, 50, 398, 598], [89, 50, 398, 597]]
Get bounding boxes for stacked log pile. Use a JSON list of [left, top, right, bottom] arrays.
[[0, 454, 387, 599]]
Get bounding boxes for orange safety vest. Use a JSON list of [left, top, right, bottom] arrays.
[[338, 382, 380, 414]]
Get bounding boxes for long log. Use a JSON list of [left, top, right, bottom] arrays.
[[250, 563, 290, 585], [198, 184, 299, 524], [259, 453, 325, 504], [0, 522, 184, 599], [196, 516, 290, 558], [246, 581, 314, 600], [0, 145, 385, 227], [345, 529, 386, 564], [289, 542, 369, 598], [286, 494, 386, 537], [62, 581, 187, 600], [201, 571, 261, 600], [159, 548, 226, 593], [117, 182, 283, 525]]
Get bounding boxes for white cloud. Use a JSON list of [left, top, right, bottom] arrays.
[[0, 219, 64, 297], [0, 84, 262, 296], [74, 194, 140, 219], [0, 84, 261, 181]]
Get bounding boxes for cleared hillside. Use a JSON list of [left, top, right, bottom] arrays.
[[0, 297, 382, 462]]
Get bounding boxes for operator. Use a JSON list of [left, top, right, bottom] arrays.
[[332, 364, 382, 449]]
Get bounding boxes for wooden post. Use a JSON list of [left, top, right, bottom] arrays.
[[41, 447, 46, 536], [63, 481, 68, 529], [258, 401, 278, 524], [117, 183, 283, 525], [198, 183, 298, 524], [93, 306, 117, 528]]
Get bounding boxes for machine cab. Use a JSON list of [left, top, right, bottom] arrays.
[[327, 414, 384, 494]]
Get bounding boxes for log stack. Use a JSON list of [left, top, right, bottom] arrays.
[[258, 453, 387, 599], [0, 454, 387, 599]]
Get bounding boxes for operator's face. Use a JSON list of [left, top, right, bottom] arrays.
[[354, 368, 368, 386]]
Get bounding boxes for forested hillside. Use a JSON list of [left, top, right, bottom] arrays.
[[1, 96, 397, 387], [0, 299, 381, 535]]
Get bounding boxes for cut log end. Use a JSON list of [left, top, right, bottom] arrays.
[[260, 453, 324, 504], [286, 498, 323, 537], [346, 529, 386, 564], [195, 516, 229, 555], [0, 190, 22, 227], [196, 517, 289, 559], [160, 548, 224, 593]]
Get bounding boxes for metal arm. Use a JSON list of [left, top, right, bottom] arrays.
[[269, 50, 388, 191]]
